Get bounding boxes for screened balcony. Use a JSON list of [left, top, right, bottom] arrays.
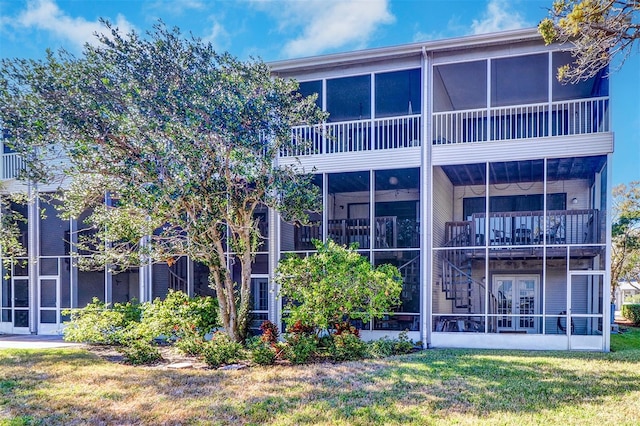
[[281, 68, 422, 157], [432, 52, 610, 145]]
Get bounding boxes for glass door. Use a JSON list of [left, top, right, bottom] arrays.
[[0, 277, 30, 334], [39, 276, 60, 334], [494, 275, 539, 333]]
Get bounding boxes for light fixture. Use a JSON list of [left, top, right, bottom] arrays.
[[388, 176, 399, 185], [571, 197, 578, 205]]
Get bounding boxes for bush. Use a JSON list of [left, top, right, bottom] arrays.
[[622, 304, 640, 326], [330, 332, 368, 361], [201, 332, 243, 368], [247, 337, 277, 366], [141, 290, 218, 340], [368, 336, 396, 358], [368, 331, 414, 358], [283, 333, 318, 364], [259, 320, 279, 345], [117, 340, 163, 365], [63, 298, 142, 345], [175, 335, 206, 356], [334, 321, 360, 338]]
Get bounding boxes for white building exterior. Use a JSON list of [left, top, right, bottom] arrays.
[[0, 28, 613, 351]]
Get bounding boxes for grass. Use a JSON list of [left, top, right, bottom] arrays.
[[0, 328, 639, 425]]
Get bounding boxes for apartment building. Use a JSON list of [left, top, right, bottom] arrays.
[[0, 28, 612, 351]]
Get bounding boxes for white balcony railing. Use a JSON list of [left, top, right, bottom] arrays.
[[281, 114, 421, 157], [432, 96, 609, 145], [2, 153, 24, 180]]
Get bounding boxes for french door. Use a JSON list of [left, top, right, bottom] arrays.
[[0, 277, 30, 334], [494, 275, 539, 333]]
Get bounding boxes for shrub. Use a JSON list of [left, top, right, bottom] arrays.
[[141, 290, 218, 340], [334, 321, 360, 338], [201, 332, 243, 368], [283, 333, 317, 364], [247, 337, 277, 366], [622, 304, 640, 326], [287, 320, 315, 336], [276, 240, 402, 334], [368, 331, 415, 358], [117, 340, 163, 365], [175, 335, 206, 356], [259, 320, 279, 345], [368, 336, 396, 358], [393, 330, 415, 355], [63, 298, 142, 345], [330, 332, 368, 361]]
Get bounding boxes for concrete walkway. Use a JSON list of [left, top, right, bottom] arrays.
[[0, 334, 85, 349]]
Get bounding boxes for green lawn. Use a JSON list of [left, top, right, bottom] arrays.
[[1, 328, 640, 425]]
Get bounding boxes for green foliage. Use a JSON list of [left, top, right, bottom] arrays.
[[367, 331, 415, 358], [611, 182, 640, 298], [175, 335, 206, 357], [141, 290, 218, 340], [283, 333, 318, 364], [201, 332, 243, 368], [622, 304, 640, 326], [330, 332, 368, 361], [116, 340, 163, 365], [247, 337, 277, 366], [63, 292, 218, 348], [0, 20, 326, 343], [276, 239, 403, 333], [538, 0, 640, 82], [62, 298, 142, 345]]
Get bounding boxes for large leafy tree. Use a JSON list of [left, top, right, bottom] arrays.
[[275, 240, 403, 333], [539, 0, 640, 82], [611, 181, 640, 300], [0, 22, 325, 341]]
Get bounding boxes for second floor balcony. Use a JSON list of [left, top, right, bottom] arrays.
[[281, 114, 421, 157]]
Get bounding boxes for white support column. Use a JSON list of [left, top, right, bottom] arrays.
[[70, 216, 78, 308], [268, 207, 279, 325], [421, 46, 432, 348], [187, 257, 194, 297], [603, 153, 613, 352], [104, 192, 112, 304], [27, 183, 39, 334]]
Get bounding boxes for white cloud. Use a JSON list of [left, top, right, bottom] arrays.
[[470, 0, 530, 34], [13, 0, 134, 50], [145, 0, 205, 16], [202, 18, 230, 49], [253, 0, 395, 58]]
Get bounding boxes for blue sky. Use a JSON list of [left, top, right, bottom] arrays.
[[0, 0, 638, 186]]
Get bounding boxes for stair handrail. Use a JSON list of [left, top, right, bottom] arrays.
[[442, 258, 499, 331], [398, 255, 420, 272], [168, 267, 188, 293]]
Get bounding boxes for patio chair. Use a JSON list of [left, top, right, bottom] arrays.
[[491, 229, 510, 245]]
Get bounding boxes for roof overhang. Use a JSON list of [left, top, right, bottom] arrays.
[[269, 27, 542, 74]]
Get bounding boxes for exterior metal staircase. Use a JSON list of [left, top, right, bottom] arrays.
[[168, 259, 188, 293], [398, 255, 420, 301], [442, 222, 498, 326]]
